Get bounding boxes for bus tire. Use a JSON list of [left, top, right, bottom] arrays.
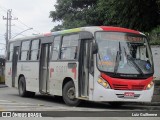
[[62, 81, 80, 106], [18, 76, 35, 97]]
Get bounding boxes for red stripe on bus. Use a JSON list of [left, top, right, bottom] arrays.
[[101, 73, 153, 90], [72, 67, 76, 79], [8, 67, 12, 75], [100, 26, 140, 34], [50, 68, 54, 78]]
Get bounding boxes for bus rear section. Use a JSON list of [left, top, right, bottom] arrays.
[[92, 28, 154, 102]]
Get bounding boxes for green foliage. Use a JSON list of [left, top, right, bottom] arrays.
[[51, 24, 64, 32], [50, 0, 97, 29], [106, 0, 160, 32], [50, 0, 160, 32], [149, 26, 160, 45]]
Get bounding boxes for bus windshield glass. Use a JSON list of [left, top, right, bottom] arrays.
[[95, 32, 153, 77]]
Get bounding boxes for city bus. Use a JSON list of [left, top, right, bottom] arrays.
[[5, 26, 154, 106]]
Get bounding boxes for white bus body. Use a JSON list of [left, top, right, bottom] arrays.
[[5, 26, 154, 106]]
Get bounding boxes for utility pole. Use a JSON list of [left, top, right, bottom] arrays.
[[8, 9, 12, 40], [3, 11, 9, 50], [8, 10, 18, 39], [3, 9, 18, 49]]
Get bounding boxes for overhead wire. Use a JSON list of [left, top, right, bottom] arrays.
[[0, 5, 8, 12], [0, 5, 40, 34], [11, 11, 41, 34], [16, 20, 40, 33]]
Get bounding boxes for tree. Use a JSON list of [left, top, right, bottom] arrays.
[[51, 24, 64, 31], [50, 0, 160, 32], [106, 0, 160, 32], [50, 0, 97, 29]]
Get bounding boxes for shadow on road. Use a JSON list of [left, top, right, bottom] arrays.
[[33, 95, 160, 110], [6, 91, 160, 110]]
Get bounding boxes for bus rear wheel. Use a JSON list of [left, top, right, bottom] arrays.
[[62, 81, 80, 106], [18, 76, 35, 97]]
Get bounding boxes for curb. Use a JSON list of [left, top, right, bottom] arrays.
[[127, 102, 160, 106], [0, 84, 8, 88], [150, 102, 160, 106], [142, 102, 160, 106]]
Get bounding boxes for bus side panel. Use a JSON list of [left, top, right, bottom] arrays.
[[88, 74, 94, 100], [49, 62, 78, 97], [17, 62, 39, 92], [5, 62, 12, 87], [88, 55, 97, 100]]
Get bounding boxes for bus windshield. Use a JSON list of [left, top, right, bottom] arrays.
[[95, 32, 154, 77]]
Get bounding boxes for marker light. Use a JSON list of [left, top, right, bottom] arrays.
[[98, 78, 103, 83], [146, 81, 154, 90], [102, 82, 108, 87], [97, 77, 110, 89]]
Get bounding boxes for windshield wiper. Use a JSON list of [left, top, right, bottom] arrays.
[[126, 55, 144, 75], [114, 42, 121, 74], [123, 47, 144, 75], [114, 42, 144, 75]]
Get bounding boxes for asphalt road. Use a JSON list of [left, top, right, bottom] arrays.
[[0, 86, 160, 119]]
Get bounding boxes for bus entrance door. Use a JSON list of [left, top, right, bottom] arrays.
[[79, 40, 92, 97], [12, 46, 19, 87], [39, 44, 51, 93]]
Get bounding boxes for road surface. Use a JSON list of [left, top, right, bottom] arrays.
[[0, 86, 160, 119]]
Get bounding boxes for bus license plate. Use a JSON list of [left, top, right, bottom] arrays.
[[124, 92, 135, 98]]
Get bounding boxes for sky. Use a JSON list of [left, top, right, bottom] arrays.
[[0, 0, 58, 55]]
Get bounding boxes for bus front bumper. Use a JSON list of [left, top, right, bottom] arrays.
[[92, 85, 154, 102]]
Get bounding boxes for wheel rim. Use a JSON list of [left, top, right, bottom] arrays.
[[67, 87, 75, 100]]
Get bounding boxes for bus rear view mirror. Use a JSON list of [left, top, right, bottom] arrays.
[[92, 42, 98, 54]]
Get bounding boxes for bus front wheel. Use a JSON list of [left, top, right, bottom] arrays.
[[62, 81, 80, 106]]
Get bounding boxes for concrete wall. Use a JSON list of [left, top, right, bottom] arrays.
[[151, 45, 160, 80], [151, 45, 160, 102]]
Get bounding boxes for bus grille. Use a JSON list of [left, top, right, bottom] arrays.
[[112, 84, 128, 90], [112, 84, 145, 90], [132, 85, 145, 90]]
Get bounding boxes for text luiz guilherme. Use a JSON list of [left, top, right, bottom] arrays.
[[132, 112, 157, 117]]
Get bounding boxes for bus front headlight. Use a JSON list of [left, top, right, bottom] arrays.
[[146, 81, 154, 90], [97, 77, 110, 89]]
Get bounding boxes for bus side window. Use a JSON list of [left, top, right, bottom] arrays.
[[8, 43, 13, 61], [52, 36, 61, 60], [30, 39, 40, 60], [20, 41, 30, 61], [60, 34, 79, 60]]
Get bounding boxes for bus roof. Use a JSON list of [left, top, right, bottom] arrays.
[[9, 26, 142, 42], [9, 34, 45, 42], [51, 26, 141, 35]]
